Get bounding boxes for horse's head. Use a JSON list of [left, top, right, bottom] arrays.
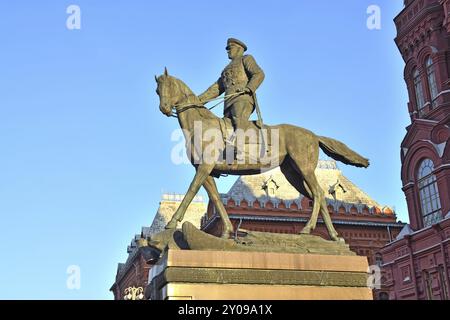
[[155, 67, 179, 117]]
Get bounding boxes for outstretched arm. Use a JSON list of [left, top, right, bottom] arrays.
[[198, 78, 224, 103]]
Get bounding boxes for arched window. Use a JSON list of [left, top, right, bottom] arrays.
[[426, 57, 438, 101], [417, 159, 442, 227], [413, 68, 425, 109]]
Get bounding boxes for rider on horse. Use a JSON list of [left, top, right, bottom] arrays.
[[198, 38, 265, 156]]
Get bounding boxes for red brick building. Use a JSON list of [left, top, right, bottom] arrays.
[[380, 0, 450, 300], [110, 195, 206, 300], [111, 161, 405, 299], [110, 234, 156, 300], [201, 160, 404, 270]]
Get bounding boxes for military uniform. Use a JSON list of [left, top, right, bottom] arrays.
[[198, 39, 265, 134]]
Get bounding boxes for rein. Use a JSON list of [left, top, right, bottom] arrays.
[[169, 92, 244, 118]]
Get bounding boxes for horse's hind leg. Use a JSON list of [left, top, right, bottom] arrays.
[[280, 160, 316, 232], [285, 154, 328, 235], [280, 160, 311, 200], [202, 176, 234, 238], [300, 172, 340, 240], [319, 197, 340, 241], [290, 159, 340, 241], [298, 169, 322, 235]]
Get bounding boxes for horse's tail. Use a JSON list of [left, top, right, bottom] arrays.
[[318, 136, 369, 168]]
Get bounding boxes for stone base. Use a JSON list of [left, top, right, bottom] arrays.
[[146, 250, 373, 300]]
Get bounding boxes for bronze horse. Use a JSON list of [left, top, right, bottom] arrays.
[[155, 68, 369, 241]]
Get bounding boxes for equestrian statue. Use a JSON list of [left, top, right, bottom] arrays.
[[154, 38, 369, 242]]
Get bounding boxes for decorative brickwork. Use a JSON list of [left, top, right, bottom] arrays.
[[381, 0, 450, 300]]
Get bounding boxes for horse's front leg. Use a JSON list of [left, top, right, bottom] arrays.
[[165, 164, 214, 229], [203, 176, 234, 238]]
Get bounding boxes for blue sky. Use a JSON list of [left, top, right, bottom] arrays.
[[0, 1, 407, 299]]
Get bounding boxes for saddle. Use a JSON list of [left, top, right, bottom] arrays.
[[217, 117, 274, 163]]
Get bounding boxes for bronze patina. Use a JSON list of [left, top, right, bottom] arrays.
[[154, 39, 369, 243], [199, 38, 265, 147]]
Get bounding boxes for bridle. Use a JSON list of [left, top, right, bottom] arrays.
[[169, 93, 245, 118], [159, 77, 244, 118]]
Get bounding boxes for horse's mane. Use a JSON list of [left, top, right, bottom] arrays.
[[169, 76, 219, 120]]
